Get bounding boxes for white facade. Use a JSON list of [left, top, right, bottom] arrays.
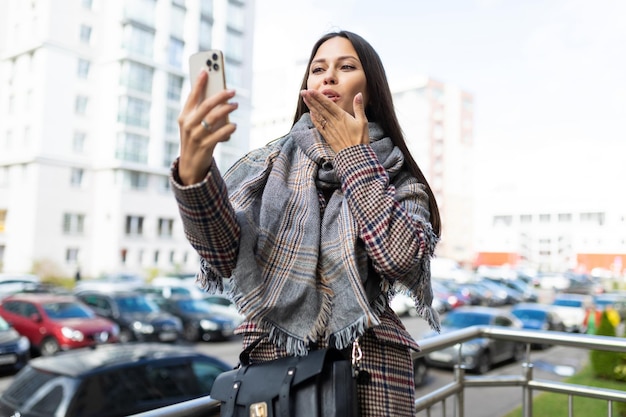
[[0, 0, 256, 278], [392, 77, 475, 266]]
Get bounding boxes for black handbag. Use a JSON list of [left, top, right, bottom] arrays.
[[210, 334, 360, 417]]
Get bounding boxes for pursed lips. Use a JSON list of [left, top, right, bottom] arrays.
[[321, 89, 340, 102]]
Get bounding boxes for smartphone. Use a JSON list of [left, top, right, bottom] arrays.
[[189, 50, 229, 124]]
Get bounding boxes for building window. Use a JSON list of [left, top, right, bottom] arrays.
[[118, 96, 150, 128], [165, 107, 179, 135], [8, 95, 15, 114], [121, 170, 148, 190], [170, 4, 186, 39], [199, 16, 213, 50], [154, 250, 160, 263], [493, 215, 512, 227], [163, 141, 178, 167], [580, 212, 605, 226], [79, 24, 92, 44], [520, 214, 532, 224], [558, 213, 572, 222], [539, 214, 551, 223], [125, 215, 144, 236], [70, 168, 84, 187], [77, 59, 90, 79], [124, 0, 156, 27], [63, 213, 85, 235], [120, 60, 153, 94], [168, 37, 184, 67], [116, 132, 149, 163], [227, 1, 245, 31], [167, 74, 183, 101], [200, 0, 213, 16], [169, 250, 175, 263], [73, 132, 86, 153], [122, 23, 155, 58], [75, 95, 89, 115], [159, 175, 172, 192], [158, 218, 174, 237], [66, 248, 79, 263], [121, 248, 127, 263], [225, 32, 243, 61], [81, 0, 93, 9]]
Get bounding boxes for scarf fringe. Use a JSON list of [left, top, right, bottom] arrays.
[[197, 257, 224, 293]]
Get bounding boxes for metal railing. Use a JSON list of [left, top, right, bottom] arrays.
[[132, 327, 626, 417]]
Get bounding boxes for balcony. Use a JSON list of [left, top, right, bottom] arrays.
[[131, 326, 626, 417]]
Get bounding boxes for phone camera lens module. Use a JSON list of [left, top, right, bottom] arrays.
[[212, 53, 218, 60], [213, 63, 219, 71], [206, 59, 212, 67]]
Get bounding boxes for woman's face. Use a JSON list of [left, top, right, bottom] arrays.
[[306, 36, 369, 116]]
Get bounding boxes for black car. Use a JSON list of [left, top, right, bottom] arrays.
[[75, 290, 183, 343], [0, 315, 30, 373], [0, 343, 231, 417], [424, 306, 524, 374], [151, 295, 240, 342]]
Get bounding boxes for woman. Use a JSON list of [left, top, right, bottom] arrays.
[[173, 30, 441, 416]]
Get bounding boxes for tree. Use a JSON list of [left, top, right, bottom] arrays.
[[589, 310, 620, 379]]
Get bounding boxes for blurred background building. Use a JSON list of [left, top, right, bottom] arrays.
[[0, 0, 624, 279], [0, 0, 255, 277]]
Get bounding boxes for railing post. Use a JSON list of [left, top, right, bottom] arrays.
[[454, 364, 465, 417], [522, 361, 533, 417]]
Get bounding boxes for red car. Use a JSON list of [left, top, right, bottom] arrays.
[[0, 293, 119, 356]]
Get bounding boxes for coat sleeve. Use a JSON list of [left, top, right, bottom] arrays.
[[170, 159, 241, 284]]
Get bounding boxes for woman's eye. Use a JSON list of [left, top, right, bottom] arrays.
[[341, 65, 356, 70], [311, 67, 324, 74]]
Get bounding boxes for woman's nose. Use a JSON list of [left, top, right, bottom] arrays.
[[323, 71, 337, 85]]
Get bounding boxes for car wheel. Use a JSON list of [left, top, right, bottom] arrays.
[[184, 324, 200, 342], [118, 328, 133, 343], [475, 351, 491, 375], [40, 337, 60, 356], [413, 357, 428, 387]]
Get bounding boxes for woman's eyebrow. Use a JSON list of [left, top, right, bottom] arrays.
[[311, 55, 358, 65]]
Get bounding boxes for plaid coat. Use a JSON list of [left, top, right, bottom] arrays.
[[171, 123, 438, 416]]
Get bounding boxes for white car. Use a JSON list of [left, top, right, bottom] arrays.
[[539, 275, 570, 291], [551, 294, 590, 333]]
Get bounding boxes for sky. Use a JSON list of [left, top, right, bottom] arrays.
[[252, 0, 626, 203]]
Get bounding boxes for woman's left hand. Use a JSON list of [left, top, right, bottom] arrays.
[[300, 90, 369, 153]]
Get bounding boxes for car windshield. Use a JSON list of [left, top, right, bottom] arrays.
[[442, 312, 491, 328], [116, 295, 159, 313], [512, 309, 546, 321], [43, 302, 95, 319], [176, 299, 213, 313], [553, 299, 583, 308], [0, 316, 10, 331]]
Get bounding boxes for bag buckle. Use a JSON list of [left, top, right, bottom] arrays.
[[250, 402, 268, 417]]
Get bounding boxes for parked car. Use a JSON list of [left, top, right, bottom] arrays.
[[511, 303, 565, 349], [74, 273, 146, 293], [563, 273, 605, 295], [424, 306, 524, 374], [0, 343, 231, 417], [0, 273, 41, 299], [150, 295, 240, 342], [593, 292, 626, 321], [432, 280, 465, 311], [204, 294, 246, 324], [477, 279, 523, 305], [0, 293, 119, 356], [550, 293, 590, 333], [538, 274, 571, 291], [0, 315, 30, 372], [464, 281, 507, 307], [75, 290, 183, 343], [390, 292, 445, 316], [412, 354, 429, 387]]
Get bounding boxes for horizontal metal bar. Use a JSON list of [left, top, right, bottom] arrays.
[[414, 381, 463, 410], [528, 379, 626, 402]]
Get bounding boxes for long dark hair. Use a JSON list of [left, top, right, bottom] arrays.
[[293, 31, 441, 237]]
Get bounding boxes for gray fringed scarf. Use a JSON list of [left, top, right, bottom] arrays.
[[199, 113, 439, 355]]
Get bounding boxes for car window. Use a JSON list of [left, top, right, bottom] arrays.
[[116, 295, 159, 313], [494, 316, 513, 326], [80, 295, 111, 313], [42, 302, 94, 319], [192, 359, 229, 392], [553, 299, 583, 308], [512, 309, 545, 321], [29, 385, 64, 416], [442, 312, 491, 328]]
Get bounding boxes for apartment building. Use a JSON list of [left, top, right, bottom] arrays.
[[0, 0, 256, 278], [392, 76, 475, 266]]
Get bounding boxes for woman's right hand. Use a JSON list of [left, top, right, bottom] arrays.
[[177, 70, 238, 185]]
